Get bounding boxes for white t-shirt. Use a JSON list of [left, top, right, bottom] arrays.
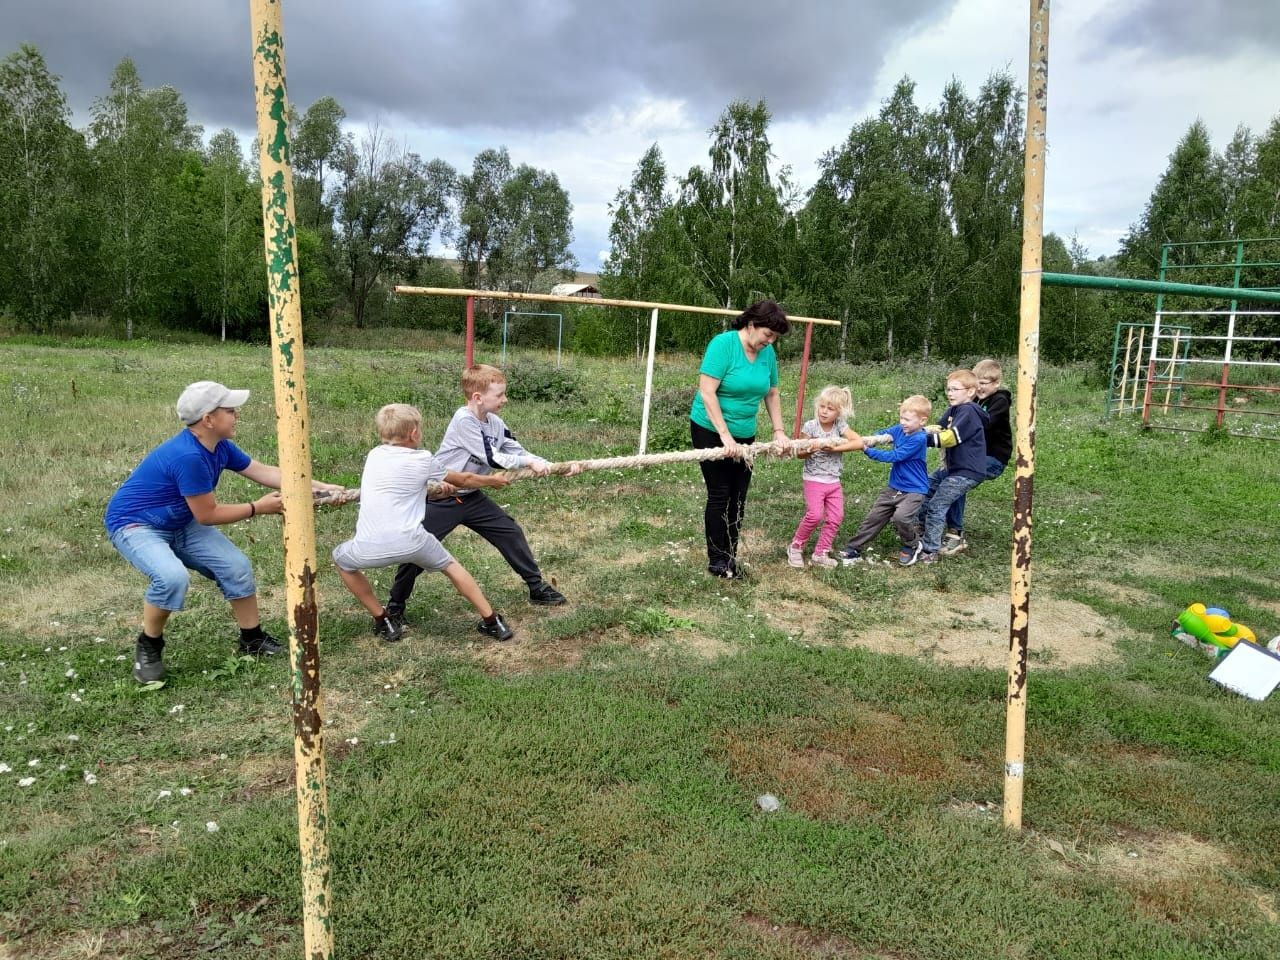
[[353, 444, 447, 542]]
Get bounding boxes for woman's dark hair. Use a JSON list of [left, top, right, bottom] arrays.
[[731, 299, 790, 335]]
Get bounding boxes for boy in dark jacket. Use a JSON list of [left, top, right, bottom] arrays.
[[938, 358, 1012, 555], [914, 370, 989, 564]]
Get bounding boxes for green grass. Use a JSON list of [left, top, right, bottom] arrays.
[[1, 334, 1278, 958]]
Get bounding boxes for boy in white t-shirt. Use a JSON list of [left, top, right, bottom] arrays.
[[332, 404, 516, 643]]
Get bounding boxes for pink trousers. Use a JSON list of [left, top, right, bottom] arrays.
[[791, 479, 844, 555]]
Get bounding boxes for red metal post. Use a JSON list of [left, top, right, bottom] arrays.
[[792, 321, 814, 436], [465, 295, 475, 368]]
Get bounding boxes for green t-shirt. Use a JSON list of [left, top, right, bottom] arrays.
[[689, 330, 779, 438]]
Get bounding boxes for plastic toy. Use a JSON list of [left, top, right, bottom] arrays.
[[1172, 603, 1257, 655]]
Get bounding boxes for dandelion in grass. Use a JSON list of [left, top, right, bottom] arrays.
[[0, 763, 10, 773], [205, 822, 219, 833], [18, 777, 36, 787], [83, 770, 98, 785]]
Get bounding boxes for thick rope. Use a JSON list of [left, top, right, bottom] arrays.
[[312, 436, 842, 505]]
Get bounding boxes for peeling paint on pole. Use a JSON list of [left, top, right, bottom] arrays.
[[249, 2, 333, 956], [1004, 0, 1050, 833]]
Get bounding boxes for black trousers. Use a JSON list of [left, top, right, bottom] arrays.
[[691, 420, 754, 573], [387, 492, 542, 611]]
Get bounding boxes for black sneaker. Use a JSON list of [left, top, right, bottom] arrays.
[[528, 582, 567, 606], [373, 614, 404, 643], [133, 633, 165, 683], [237, 632, 286, 657], [476, 613, 515, 641]]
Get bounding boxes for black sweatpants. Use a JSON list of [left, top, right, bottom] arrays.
[[387, 492, 542, 611], [691, 420, 754, 574]]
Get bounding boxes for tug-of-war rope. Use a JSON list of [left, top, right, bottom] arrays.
[[311, 436, 843, 506]]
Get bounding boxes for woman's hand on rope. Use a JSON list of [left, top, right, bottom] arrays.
[[771, 428, 791, 457], [720, 435, 743, 458]]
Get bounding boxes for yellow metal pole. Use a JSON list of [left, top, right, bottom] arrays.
[[249, 2, 333, 955], [1004, 0, 1050, 832]]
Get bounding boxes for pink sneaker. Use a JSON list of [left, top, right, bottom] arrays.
[[810, 551, 838, 568], [786, 544, 805, 568]]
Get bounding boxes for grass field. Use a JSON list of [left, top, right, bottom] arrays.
[[1, 331, 1278, 959]]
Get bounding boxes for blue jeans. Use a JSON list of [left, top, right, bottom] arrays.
[[918, 473, 980, 553], [109, 521, 256, 611], [942, 457, 1007, 532]]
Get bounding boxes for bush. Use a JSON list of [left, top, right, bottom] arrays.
[[503, 360, 582, 403]]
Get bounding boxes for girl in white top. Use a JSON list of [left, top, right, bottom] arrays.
[[787, 385, 863, 568], [332, 404, 517, 642]]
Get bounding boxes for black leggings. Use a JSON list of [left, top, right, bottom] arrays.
[[691, 420, 754, 573]]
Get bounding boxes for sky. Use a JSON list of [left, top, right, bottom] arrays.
[[3, 0, 1278, 273]]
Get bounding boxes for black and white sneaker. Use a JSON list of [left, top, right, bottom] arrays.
[[373, 614, 404, 643], [476, 613, 515, 641], [133, 633, 166, 683]]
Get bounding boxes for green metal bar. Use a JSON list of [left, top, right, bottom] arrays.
[[1158, 236, 1280, 248], [1041, 272, 1280, 304], [1159, 260, 1280, 270]]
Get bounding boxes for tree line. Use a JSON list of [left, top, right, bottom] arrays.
[[599, 83, 1280, 363], [3, 41, 1278, 362], [0, 45, 576, 339]]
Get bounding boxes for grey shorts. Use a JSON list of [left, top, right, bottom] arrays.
[[331, 531, 454, 574]]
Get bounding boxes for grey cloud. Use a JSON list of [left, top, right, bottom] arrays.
[[1, 0, 957, 133], [1090, 1, 1280, 59]]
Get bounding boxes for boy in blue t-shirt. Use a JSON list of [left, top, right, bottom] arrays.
[[913, 370, 989, 564], [105, 381, 342, 684], [838, 395, 932, 566]]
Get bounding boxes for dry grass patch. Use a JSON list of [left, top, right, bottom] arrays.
[[724, 711, 978, 822], [1031, 828, 1278, 927], [810, 591, 1119, 670], [741, 911, 891, 958]]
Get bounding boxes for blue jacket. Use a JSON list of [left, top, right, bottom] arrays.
[[863, 425, 928, 494]]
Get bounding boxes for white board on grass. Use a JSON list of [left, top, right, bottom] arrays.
[[1208, 640, 1280, 701]]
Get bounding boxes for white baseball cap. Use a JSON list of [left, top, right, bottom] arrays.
[[176, 381, 251, 425]]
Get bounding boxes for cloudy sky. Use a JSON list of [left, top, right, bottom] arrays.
[[4, 0, 1278, 272]]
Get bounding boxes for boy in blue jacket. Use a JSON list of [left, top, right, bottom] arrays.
[[915, 370, 989, 565], [838, 395, 932, 566]]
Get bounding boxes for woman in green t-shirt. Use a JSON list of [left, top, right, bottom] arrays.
[[689, 300, 792, 578]]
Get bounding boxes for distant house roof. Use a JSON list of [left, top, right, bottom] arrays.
[[549, 283, 601, 298]]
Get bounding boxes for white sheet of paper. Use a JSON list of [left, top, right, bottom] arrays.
[[1208, 640, 1280, 701]]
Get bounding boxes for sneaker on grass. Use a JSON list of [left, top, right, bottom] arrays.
[[373, 614, 404, 643], [237, 632, 285, 657], [838, 547, 862, 565], [528, 582, 567, 606], [133, 633, 165, 683], [939, 534, 968, 557], [898, 543, 924, 567], [919, 551, 940, 565], [786, 544, 805, 568], [810, 551, 838, 568], [477, 613, 515, 641]]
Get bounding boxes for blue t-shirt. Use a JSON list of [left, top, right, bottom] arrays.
[[863, 425, 928, 494], [689, 330, 779, 438], [105, 430, 252, 534]]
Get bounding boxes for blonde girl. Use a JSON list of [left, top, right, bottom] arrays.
[[787, 385, 863, 568]]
